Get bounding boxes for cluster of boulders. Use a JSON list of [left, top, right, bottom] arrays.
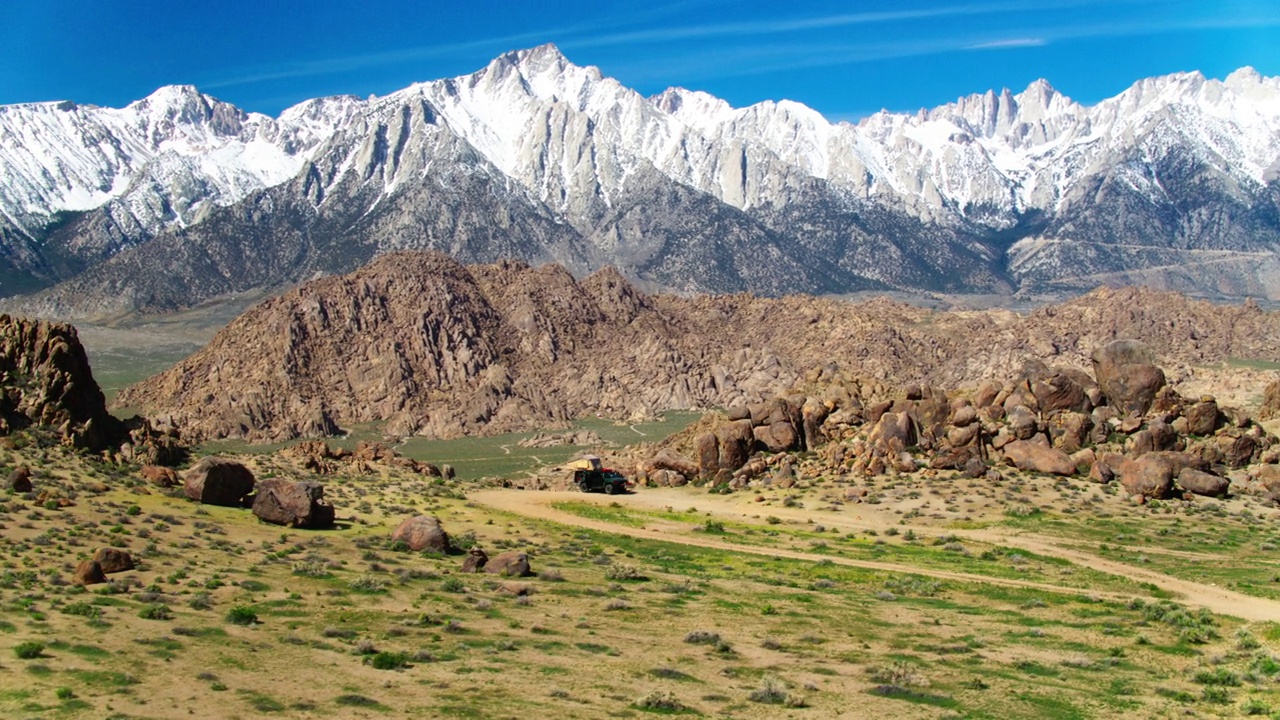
[[518, 430, 608, 449], [74, 547, 135, 586], [644, 340, 1280, 504], [389, 515, 531, 576], [635, 395, 827, 487], [181, 456, 336, 529], [282, 440, 455, 479]]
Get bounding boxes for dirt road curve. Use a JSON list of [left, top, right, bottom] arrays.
[[468, 488, 1280, 623]]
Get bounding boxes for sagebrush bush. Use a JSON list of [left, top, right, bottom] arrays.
[[225, 605, 258, 625], [138, 603, 172, 620], [14, 641, 44, 659], [633, 690, 685, 711], [684, 630, 720, 645], [604, 564, 644, 581]]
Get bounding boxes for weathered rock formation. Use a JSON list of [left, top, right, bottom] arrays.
[[0, 315, 124, 450], [74, 560, 106, 586], [7, 465, 31, 492], [460, 548, 488, 573], [484, 550, 531, 577], [641, 340, 1280, 503], [281, 440, 446, 478], [390, 516, 451, 553], [1091, 340, 1167, 417], [114, 253, 1280, 444], [0, 315, 185, 462], [183, 457, 255, 507], [92, 548, 135, 574], [140, 465, 180, 488], [251, 479, 335, 529]]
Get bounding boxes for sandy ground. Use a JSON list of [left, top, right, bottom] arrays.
[[470, 486, 1280, 622]]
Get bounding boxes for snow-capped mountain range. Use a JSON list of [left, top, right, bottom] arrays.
[[3, 44, 1279, 315]]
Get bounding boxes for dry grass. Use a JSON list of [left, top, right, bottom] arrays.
[[1, 437, 1279, 719]]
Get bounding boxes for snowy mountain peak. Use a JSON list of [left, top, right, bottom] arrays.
[[649, 87, 735, 130], [3, 46, 1280, 305], [125, 84, 251, 141]]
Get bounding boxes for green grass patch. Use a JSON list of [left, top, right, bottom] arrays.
[[66, 670, 139, 688], [335, 693, 389, 710], [239, 689, 286, 712], [551, 501, 647, 527]]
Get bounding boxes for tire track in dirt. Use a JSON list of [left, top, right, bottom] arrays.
[[469, 489, 1280, 622]]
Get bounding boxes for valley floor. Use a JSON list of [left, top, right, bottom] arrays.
[[3, 444, 1280, 719]]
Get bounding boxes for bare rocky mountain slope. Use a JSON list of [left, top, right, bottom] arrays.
[[116, 251, 1280, 443], [0, 314, 181, 460], [3, 47, 1279, 315]]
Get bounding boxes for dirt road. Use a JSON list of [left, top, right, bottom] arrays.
[[469, 487, 1280, 622]]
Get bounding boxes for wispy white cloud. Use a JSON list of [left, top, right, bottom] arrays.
[[967, 38, 1048, 50], [204, 0, 1120, 91], [202, 28, 572, 90], [567, 0, 1117, 48], [200, 0, 1280, 102]]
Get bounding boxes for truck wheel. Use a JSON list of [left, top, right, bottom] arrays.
[[604, 483, 617, 495], [579, 482, 591, 493]]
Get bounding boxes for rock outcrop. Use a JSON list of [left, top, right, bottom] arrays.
[[114, 255, 1280, 444], [92, 548, 134, 574], [483, 551, 531, 577], [74, 560, 106, 586], [460, 548, 488, 573], [0, 315, 125, 450], [251, 479, 335, 529], [640, 344, 1277, 499], [183, 457, 255, 507], [1001, 440, 1076, 476], [390, 516, 450, 553], [0, 315, 185, 463], [7, 466, 31, 492], [1091, 340, 1166, 417]]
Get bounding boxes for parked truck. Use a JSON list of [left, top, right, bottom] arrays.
[[567, 456, 629, 494]]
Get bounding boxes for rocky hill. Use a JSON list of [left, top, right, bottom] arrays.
[[3, 47, 1280, 316], [115, 251, 1280, 443]]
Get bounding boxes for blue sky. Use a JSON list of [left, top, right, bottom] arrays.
[[3, 0, 1278, 121]]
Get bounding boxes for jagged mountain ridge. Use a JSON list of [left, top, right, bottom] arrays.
[[4, 46, 1280, 312], [117, 251, 1280, 443]]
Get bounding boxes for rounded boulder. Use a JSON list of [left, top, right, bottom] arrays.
[[390, 516, 450, 552]]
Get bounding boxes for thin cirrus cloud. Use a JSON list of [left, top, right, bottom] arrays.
[[202, 0, 1114, 91], [967, 38, 1048, 50], [609, 3, 1280, 85], [198, 0, 1276, 99], [564, 2, 1037, 47]]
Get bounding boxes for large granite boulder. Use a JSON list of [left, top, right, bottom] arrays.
[[1001, 440, 1075, 476], [754, 421, 799, 453], [460, 547, 488, 573], [716, 420, 754, 472], [1183, 401, 1222, 437], [92, 547, 134, 574], [141, 465, 180, 488], [74, 560, 106, 586], [1119, 454, 1175, 499], [390, 516, 450, 552], [1091, 340, 1166, 416], [183, 457, 255, 506], [694, 433, 719, 478], [1176, 468, 1229, 498], [1032, 372, 1090, 414], [868, 411, 917, 450], [7, 466, 31, 492], [252, 479, 335, 529], [484, 550, 531, 577]]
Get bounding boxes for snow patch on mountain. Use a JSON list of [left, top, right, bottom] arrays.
[[1, 44, 1279, 298]]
